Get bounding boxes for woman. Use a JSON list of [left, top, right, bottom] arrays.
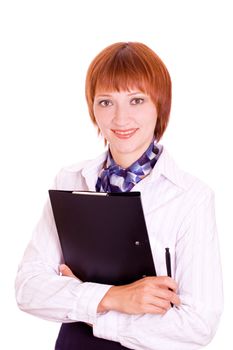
[[15, 42, 223, 349]]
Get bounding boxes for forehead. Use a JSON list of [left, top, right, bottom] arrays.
[[95, 90, 146, 98]]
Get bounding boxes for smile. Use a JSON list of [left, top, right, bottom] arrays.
[[112, 128, 138, 139]]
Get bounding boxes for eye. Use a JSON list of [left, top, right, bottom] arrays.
[[99, 99, 113, 107], [131, 97, 144, 105]]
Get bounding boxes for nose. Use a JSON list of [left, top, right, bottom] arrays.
[[113, 104, 130, 126]]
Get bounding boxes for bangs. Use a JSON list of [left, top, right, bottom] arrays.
[[94, 67, 150, 95], [93, 48, 154, 96]]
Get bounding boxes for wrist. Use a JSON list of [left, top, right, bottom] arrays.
[[97, 285, 116, 313]]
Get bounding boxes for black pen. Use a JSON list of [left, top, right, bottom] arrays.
[[165, 247, 173, 307]]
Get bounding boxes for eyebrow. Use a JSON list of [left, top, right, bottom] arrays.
[[95, 91, 145, 98]]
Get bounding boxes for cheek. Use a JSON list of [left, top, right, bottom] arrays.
[[147, 107, 158, 126], [141, 110, 157, 129], [145, 117, 157, 136], [94, 109, 112, 127], [94, 115, 110, 136]]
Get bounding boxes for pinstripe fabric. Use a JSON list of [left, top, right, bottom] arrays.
[[15, 146, 223, 350]]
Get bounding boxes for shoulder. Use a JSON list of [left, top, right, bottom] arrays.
[[182, 170, 214, 208], [61, 159, 92, 174], [53, 152, 107, 190], [160, 147, 215, 203]]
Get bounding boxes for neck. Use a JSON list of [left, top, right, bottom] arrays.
[[109, 139, 155, 169], [110, 153, 138, 169]]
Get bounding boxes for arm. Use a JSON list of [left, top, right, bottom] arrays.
[[92, 190, 223, 349], [15, 198, 111, 325], [61, 264, 180, 315], [16, 197, 178, 325]]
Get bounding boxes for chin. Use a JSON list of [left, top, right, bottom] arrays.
[[115, 144, 143, 156]]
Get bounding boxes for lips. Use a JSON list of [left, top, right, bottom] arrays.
[[112, 128, 138, 139]]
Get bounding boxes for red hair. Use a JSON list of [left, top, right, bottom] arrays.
[[85, 42, 171, 141]]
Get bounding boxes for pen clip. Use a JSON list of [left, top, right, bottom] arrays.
[[165, 247, 172, 277]]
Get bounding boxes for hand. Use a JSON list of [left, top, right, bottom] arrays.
[[59, 264, 77, 279], [60, 265, 180, 315], [98, 276, 180, 315]]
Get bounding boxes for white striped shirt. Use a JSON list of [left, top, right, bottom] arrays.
[[15, 147, 223, 349]]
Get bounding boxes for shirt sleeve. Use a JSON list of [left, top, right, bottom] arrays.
[[93, 190, 224, 350], [15, 197, 112, 324]]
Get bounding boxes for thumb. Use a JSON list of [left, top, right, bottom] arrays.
[[59, 264, 77, 278]]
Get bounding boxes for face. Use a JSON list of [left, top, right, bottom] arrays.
[[93, 90, 158, 168]]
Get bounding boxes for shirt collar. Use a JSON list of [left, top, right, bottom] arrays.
[[81, 146, 191, 192]]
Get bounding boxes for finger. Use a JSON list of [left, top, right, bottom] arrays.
[[141, 276, 177, 291], [152, 276, 178, 291], [146, 295, 171, 311], [150, 287, 181, 306], [59, 264, 77, 278], [143, 303, 168, 315], [140, 278, 180, 305]]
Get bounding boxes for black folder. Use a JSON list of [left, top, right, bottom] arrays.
[[49, 190, 156, 285]]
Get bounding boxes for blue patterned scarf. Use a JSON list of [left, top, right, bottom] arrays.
[[96, 140, 162, 193]]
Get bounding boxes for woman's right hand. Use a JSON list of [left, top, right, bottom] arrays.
[[97, 276, 180, 315]]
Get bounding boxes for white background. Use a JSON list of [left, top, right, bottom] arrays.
[[0, 0, 232, 348]]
